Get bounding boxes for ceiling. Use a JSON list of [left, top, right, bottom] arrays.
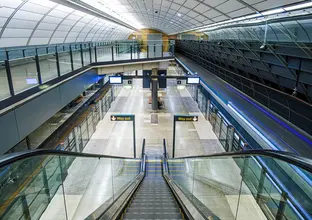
[[0, 0, 309, 48], [78, 0, 307, 34], [0, 0, 133, 47]]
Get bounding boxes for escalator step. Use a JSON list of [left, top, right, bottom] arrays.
[[126, 207, 181, 212], [123, 213, 183, 219], [129, 203, 178, 208]]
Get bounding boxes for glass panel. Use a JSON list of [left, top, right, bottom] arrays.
[[0, 155, 66, 220], [97, 46, 112, 62], [72, 49, 82, 70], [168, 154, 312, 220], [58, 51, 72, 75], [10, 57, 39, 94], [0, 62, 10, 100], [39, 54, 58, 82], [82, 48, 90, 65], [112, 158, 140, 197]]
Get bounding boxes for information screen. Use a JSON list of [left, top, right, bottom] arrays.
[[109, 76, 123, 84], [187, 77, 200, 84], [26, 78, 38, 85]]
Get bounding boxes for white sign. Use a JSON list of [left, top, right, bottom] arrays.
[[187, 77, 200, 84], [109, 76, 122, 84]]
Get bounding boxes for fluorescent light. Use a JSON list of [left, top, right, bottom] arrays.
[[245, 13, 262, 19], [261, 8, 285, 16], [284, 2, 312, 11], [177, 13, 182, 17]]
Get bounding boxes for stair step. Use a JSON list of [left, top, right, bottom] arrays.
[[127, 207, 180, 212], [130, 202, 178, 207], [123, 213, 183, 219]]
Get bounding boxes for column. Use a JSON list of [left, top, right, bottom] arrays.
[[151, 68, 158, 111]]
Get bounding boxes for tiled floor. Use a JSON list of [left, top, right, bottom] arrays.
[[41, 77, 265, 219]]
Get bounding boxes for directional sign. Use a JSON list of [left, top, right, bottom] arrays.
[[110, 114, 136, 158], [110, 114, 134, 121], [174, 115, 198, 122], [172, 114, 199, 158]]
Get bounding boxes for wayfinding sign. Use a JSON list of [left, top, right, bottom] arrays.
[[110, 114, 136, 158], [111, 115, 134, 121], [172, 114, 199, 158], [174, 115, 198, 122]]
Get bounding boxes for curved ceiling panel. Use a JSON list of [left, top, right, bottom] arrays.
[[0, 0, 134, 47], [78, 0, 306, 34]]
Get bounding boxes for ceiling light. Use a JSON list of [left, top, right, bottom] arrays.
[[284, 2, 312, 11], [261, 8, 285, 16], [177, 13, 181, 17], [260, 44, 267, 50], [245, 13, 262, 19]]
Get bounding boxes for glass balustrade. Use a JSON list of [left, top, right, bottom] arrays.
[[167, 154, 312, 220], [0, 152, 142, 220], [0, 41, 175, 101]]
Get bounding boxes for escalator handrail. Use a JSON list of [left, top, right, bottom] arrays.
[[169, 149, 312, 173], [0, 149, 138, 168]]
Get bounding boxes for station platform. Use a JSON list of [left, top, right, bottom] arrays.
[[39, 77, 265, 220], [175, 53, 312, 158]]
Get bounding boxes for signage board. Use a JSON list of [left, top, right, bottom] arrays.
[[174, 115, 198, 122], [172, 114, 198, 158], [110, 114, 134, 121], [187, 77, 200, 84], [110, 114, 136, 158], [109, 76, 123, 84]]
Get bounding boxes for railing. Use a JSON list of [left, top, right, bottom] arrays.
[[0, 40, 175, 101], [0, 149, 144, 220], [164, 148, 312, 220]]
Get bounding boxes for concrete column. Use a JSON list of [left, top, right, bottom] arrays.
[[151, 68, 158, 111], [151, 78, 158, 110]]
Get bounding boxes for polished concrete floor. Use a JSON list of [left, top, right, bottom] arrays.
[[41, 77, 264, 220]]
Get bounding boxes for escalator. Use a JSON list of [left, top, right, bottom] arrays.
[[0, 140, 311, 220], [122, 159, 183, 219]]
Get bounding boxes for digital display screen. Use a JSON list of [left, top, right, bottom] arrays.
[[109, 76, 122, 84], [26, 78, 38, 85], [187, 77, 200, 84]]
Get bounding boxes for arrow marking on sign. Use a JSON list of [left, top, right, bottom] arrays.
[[111, 116, 116, 121]]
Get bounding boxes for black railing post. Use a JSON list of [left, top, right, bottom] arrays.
[[147, 44, 149, 59], [35, 48, 42, 84], [89, 43, 92, 63], [69, 45, 74, 71], [22, 49, 25, 57], [154, 44, 156, 57], [21, 193, 31, 220], [276, 192, 288, 220], [46, 47, 49, 54], [94, 45, 98, 62], [80, 44, 84, 67], [4, 50, 14, 96], [111, 45, 114, 61], [55, 46, 61, 77], [130, 45, 133, 60]]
